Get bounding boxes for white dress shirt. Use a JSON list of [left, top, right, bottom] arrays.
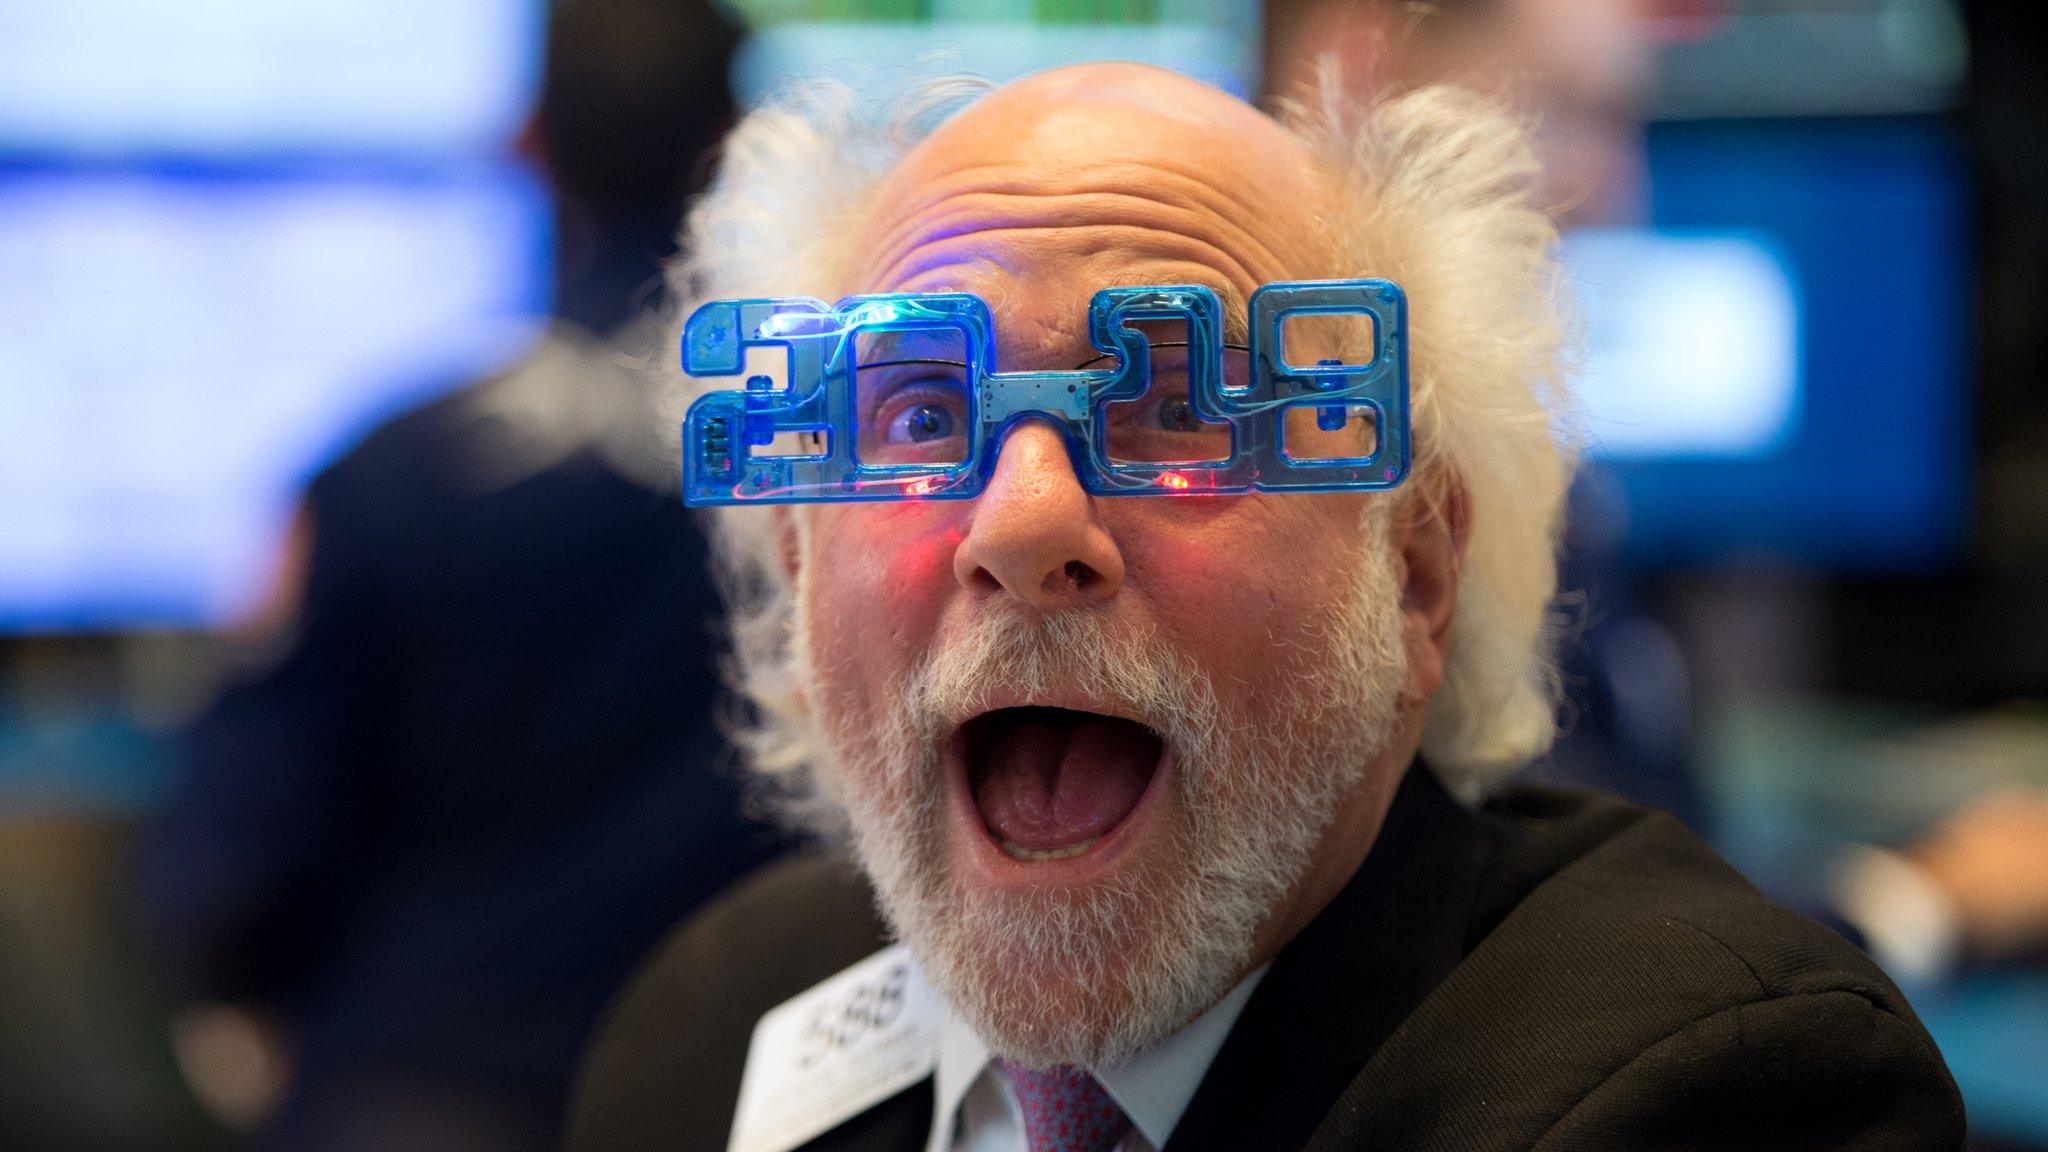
[[924, 967, 1270, 1152]]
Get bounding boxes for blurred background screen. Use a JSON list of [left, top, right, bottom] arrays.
[[0, 0, 550, 631], [1561, 0, 1972, 572], [1570, 115, 1970, 571], [729, 0, 1263, 100], [0, 1, 537, 155]]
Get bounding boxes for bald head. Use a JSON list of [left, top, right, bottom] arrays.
[[844, 64, 1336, 349]]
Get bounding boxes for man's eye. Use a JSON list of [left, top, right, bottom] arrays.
[[889, 401, 958, 443], [1153, 394, 1205, 433], [872, 378, 968, 447]]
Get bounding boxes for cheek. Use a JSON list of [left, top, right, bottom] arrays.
[[800, 507, 964, 708], [1118, 496, 1371, 703]]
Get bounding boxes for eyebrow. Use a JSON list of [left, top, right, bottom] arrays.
[[853, 328, 969, 365], [859, 339, 1254, 373], [851, 282, 1253, 362], [1214, 287, 1252, 345], [856, 280, 1253, 352]]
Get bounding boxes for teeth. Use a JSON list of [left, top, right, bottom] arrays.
[[1000, 838, 1100, 862]]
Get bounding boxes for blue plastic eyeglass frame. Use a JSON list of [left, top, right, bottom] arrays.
[[679, 279, 1408, 506]]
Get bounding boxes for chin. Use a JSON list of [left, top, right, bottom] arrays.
[[849, 720, 1331, 1067], [832, 722, 1246, 1066], [914, 830, 1244, 1068]]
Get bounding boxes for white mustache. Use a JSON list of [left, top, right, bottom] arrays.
[[900, 605, 1222, 754]]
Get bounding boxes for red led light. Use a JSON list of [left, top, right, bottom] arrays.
[[905, 477, 939, 496], [1159, 472, 1191, 490]]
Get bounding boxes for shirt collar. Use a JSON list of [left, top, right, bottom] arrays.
[[926, 966, 1270, 1152]]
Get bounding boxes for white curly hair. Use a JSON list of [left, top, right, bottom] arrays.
[[666, 67, 1578, 822]]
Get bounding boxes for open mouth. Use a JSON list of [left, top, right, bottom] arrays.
[[959, 706, 1166, 862]]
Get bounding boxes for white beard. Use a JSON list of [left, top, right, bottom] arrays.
[[795, 511, 1409, 1068]]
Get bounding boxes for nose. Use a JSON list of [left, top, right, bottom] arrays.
[[952, 420, 1126, 609]]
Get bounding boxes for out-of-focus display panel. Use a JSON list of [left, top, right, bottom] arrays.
[[1645, 0, 1966, 120], [0, 0, 540, 156], [730, 0, 1260, 100], [1571, 118, 1969, 571], [0, 169, 545, 629], [1566, 229, 1801, 459], [0, 0, 548, 633]]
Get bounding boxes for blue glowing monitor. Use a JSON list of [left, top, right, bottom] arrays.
[[0, 0, 541, 157], [0, 169, 548, 630], [1563, 118, 1969, 571], [0, 0, 548, 631]]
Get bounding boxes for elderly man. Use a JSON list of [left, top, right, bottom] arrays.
[[569, 64, 1962, 1152]]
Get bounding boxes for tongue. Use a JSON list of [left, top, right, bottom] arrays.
[[970, 711, 1160, 851]]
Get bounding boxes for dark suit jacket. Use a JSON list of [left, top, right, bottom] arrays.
[[568, 766, 1965, 1151]]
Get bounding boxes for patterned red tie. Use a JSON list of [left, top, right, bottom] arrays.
[[995, 1059, 1134, 1152]]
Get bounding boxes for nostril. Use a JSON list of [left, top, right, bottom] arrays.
[[1058, 560, 1096, 592]]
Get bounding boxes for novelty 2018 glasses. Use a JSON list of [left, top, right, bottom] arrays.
[[679, 279, 1408, 505]]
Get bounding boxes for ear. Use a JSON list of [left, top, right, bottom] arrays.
[[1394, 473, 1471, 707]]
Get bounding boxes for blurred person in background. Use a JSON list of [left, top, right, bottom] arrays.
[[132, 1, 785, 1149], [1830, 786, 2048, 987], [1263, 0, 1654, 228]]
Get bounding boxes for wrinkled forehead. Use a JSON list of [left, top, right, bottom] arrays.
[[841, 72, 1333, 354]]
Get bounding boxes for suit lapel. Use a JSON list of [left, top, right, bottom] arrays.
[[1164, 764, 1492, 1152]]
